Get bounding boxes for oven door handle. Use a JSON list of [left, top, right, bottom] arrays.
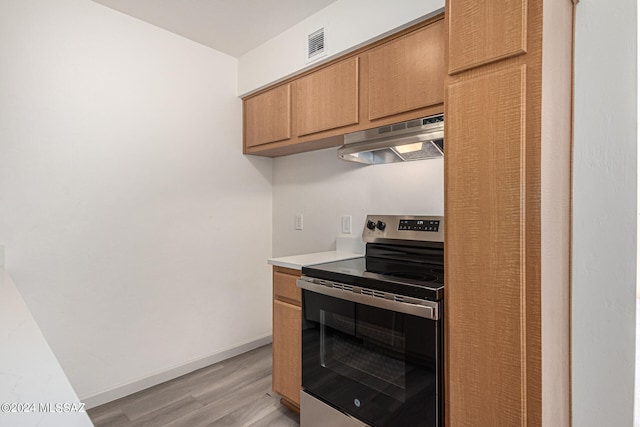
[[297, 278, 440, 320]]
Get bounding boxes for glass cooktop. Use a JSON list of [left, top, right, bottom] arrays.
[[302, 257, 444, 301]]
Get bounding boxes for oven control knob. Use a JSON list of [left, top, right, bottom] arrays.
[[366, 220, 376, 230], [376, 220, 386, 230]]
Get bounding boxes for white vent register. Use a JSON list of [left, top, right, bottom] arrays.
[[307, 28, 326, 61]]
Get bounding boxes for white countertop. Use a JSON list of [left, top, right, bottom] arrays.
[[0, 268, 94, 427], [268, 236, 365, 270], [268, 250, 363, 270]]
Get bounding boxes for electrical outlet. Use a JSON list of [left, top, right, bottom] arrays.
[[295, 214, 304, 231], [341, 215, 352, 234]]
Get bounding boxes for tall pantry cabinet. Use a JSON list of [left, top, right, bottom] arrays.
[[444, 0, 574, 425]]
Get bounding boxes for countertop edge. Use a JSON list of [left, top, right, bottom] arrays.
[[0, 268, 94, 426], [268, 251, 364, 270]]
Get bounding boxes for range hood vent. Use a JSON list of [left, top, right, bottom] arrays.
[[338, 114, 444, 165]]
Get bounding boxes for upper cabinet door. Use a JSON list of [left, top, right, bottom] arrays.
[[244, 84, 291, 149], [295, 57, 359, 137], [448, 0, 527, 74], [367, 19, 445, 121]]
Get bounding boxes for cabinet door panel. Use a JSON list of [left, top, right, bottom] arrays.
[[446, 65, 527, 426], [272, 300, 301, 406], [295, 57, 359, 137], [448, 0, 527, 74], [244, 84, 291, 148], [273, 271, 301, 305], [367, 19, 445, 120]]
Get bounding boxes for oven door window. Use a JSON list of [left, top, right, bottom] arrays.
[[302, 289, 441, 427]]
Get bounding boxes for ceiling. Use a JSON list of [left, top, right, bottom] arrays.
[[91, 0, 338, 57]]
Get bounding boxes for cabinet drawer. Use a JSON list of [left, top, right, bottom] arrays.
[[273, 269, 301, 305]]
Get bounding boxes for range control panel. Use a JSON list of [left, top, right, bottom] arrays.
[[363, 215, 444, 244], [398, 219, 440, 232]]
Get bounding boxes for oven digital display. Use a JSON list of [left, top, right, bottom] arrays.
[[398, 219, 440, 232]]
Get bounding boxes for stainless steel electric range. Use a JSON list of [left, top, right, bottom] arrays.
[[298, 215, 444, 427]]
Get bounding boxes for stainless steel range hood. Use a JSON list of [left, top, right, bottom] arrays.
[[338, 114, 444, 164]]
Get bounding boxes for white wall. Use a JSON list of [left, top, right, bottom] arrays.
[[273, 148, 443, 257], [238, 0, 444, 95], [0, 0, 273, 404], [573, 1, 637, 425]]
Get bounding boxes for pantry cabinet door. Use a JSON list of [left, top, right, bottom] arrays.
[[446, 65, 528, 426]]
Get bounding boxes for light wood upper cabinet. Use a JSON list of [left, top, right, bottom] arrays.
[[243, 84, 291, 149], [367, 19, 445, 121], [448, 0, 527, 74], [295, 57, 359, 137], [242, 15, 444, 157]]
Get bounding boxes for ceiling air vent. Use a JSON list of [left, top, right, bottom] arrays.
[[307, 28, 326, 62]]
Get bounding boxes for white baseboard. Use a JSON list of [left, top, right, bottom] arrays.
[[81, 333, 273, 409]]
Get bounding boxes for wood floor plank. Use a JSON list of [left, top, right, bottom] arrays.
[[193, 352, 272, 406], [89, 363, 225, 422], [206, 393, 283, 427], [129, 396, 203, 427], [246, 400, 300, 427], [120, 366, 225, 421], [163, 374, 273, 427], [87, 344, 300, 427], [91, 411, 132, 427]]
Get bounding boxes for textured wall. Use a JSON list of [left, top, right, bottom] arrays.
[[572, 1, 637, 425]]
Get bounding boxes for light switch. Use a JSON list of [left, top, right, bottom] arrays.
[[295, 214, 303, 231], [341, 215, 352, 234]]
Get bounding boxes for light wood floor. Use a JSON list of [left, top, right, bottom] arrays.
[[88, 344, 300, 427]]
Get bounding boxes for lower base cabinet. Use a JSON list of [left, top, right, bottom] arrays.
[[272, 266, 302, 411]]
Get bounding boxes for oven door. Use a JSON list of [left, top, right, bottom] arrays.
[[299, 281, 442, 427]]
